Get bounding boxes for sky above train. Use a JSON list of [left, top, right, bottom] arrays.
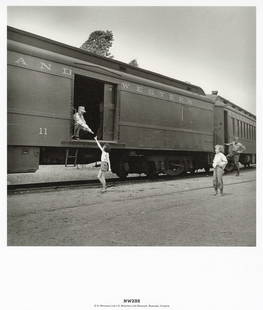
[[7, 6, 256, 114]]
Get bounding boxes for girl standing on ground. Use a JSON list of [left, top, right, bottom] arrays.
[[94, 136, 111, 192]]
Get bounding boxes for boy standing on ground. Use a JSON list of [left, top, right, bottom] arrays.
[[225, 136, 246, 176], [213, 145, 228, 196]]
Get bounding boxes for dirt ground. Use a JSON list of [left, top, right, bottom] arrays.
[[7, 168, 256, 246]]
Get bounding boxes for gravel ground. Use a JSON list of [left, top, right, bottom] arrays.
[[7, 168, 256, 246]]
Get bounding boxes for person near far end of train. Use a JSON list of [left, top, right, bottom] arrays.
[[94, 136, 111, 193], [225, 136, 246, 176], [212, 145, 228, 196], [72, 106, 94, 140]]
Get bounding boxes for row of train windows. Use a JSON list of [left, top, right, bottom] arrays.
[[231, 117, 256, 140]]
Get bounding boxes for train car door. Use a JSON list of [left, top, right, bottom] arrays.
[[103, 83, 116, 141]]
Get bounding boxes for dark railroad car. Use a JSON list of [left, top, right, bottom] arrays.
[[7, 26, 255, 178]]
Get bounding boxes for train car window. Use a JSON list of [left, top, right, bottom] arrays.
[[245, 123, 248, 139], [232, 118, 235, 136], [244, 122, 247, 139], [224, 110, 228, 144]]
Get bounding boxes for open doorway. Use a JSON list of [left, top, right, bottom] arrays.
[[73, 74, 105, 140]]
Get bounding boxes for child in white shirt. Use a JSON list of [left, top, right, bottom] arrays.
[[94, 136, 111, 193], [213, 145, 228, 196]]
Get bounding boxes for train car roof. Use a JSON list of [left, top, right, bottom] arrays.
[[7, 26, 205, 95], [218, 95, 256, 120]]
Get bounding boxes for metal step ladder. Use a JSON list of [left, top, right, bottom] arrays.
[[65, 148, 79, 167]]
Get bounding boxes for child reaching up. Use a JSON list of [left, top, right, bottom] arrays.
[[213, 145, 228, 196], [94, 136, 111, 192]]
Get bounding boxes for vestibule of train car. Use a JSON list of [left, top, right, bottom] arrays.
[[73, 74, 116, 141]]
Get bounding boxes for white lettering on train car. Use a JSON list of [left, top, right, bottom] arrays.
[[40, 62, 52, 71], [15, 57, 27, 66], [39, 127, 48, 135], [121, 82, 129, 89], [62, 68, 72, 76], [136, 86, 143, 93], [12, 54, 73, 78]]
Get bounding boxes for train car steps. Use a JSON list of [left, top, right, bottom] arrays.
[[65, 148, 79, 167]]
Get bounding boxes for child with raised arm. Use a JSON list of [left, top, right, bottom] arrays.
[[213, 145, 228, 196], [94, 136, 111, 193]]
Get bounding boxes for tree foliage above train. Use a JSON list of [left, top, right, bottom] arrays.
[[80, 30, 114, 58], [129, 59, 139, 67]]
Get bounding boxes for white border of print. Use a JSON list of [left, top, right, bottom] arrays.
[[1, 1, 262, 310]]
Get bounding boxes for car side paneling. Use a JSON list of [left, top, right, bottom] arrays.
[[118, 82, 214, 151]]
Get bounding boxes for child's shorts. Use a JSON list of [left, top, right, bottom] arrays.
[[101, 161, 108, 172]]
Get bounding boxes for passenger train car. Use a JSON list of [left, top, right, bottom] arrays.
[[7, 26, 256, 178]]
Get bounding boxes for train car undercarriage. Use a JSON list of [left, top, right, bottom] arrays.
[[37, 145, 213, 179]]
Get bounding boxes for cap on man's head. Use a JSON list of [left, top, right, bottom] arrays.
[[78, 106, 86, 113]]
